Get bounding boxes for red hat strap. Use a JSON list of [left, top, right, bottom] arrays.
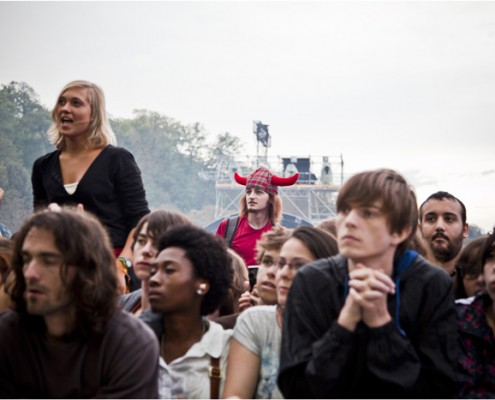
[[272, 173, 299, 186]]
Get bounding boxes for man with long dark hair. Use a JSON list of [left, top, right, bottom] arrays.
[[0, 208, 159, 398]]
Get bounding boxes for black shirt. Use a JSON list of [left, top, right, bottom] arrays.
[[32, 145, 149, 248], [278, 253, 460, 398]]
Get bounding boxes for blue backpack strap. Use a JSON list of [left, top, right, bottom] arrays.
[[224, 216, 240, 248], [393, 249, 418, 337]]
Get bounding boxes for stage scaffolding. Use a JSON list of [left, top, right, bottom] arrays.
[[210, 154, 344, 225]]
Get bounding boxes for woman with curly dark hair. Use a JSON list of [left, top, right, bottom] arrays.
[[141, 224, 233, 399]]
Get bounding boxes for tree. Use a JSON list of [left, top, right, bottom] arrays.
[[208, 131, 244, 162], [0, 82, 52, 233], [112, 110, 215, 212]]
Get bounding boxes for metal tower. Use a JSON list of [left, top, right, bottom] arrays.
[[213, 154, 344, 225]]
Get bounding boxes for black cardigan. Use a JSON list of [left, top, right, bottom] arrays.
[[31, 145, 149, 248], [278, 253, 460, 398]]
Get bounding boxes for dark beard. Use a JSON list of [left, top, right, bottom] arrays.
[[430, 235, 463, 263]]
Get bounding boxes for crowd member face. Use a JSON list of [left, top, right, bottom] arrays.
[[56, 87, 92, 140], [255, 249, 279, 305], [482, 244, 495, 301], [246, 187, 270, 213], [462, 270, 485, 298], [420, 198, 468, 263], [337, 201, 408, 269], [133, 222, 158, 281], [275, 237, 314, 307], [21, 227, 74, 318], [148, 247, 204, 314]]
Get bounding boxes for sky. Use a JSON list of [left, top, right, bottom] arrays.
[[1, 1, 494, 232]]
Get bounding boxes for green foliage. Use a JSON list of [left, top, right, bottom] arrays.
[[208, 131, 243, 160], [0, 82, 243, 233], [0, 82, 52, 232], [112, 110, 215, 212]]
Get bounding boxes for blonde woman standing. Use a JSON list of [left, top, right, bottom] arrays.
[[31, 80, 149, 293]]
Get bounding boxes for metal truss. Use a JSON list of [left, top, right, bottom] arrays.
[[213, 154, 344, 225]]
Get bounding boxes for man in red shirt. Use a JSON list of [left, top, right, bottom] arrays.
[[216, 167, 298, 267]]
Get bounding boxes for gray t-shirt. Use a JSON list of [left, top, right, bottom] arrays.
[[233, 305, 283, 399]]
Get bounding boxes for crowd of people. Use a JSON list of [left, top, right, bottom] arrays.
[[0, 80, 494, 398]]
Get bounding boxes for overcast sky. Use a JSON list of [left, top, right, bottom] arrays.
[[1, 1, 494, 231]]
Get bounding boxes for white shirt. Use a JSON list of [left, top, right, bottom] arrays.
[[158, 320, 232, 399]]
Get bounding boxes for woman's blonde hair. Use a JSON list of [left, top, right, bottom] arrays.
[[48, 80, 117, 150]]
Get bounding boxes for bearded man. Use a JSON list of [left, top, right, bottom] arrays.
[[419, 191, 468, 277]]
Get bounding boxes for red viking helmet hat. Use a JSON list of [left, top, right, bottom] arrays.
[[234, 167, 299, 195]]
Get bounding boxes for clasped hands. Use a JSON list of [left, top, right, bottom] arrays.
[[338, 263, 394, 331]]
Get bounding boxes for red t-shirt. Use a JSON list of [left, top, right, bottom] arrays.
[[216, 216, 272, 266]]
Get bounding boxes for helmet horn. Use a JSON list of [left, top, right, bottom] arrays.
[[271, 173, 299, 187], [234, 172, 247, 186]]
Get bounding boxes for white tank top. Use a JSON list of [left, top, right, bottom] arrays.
[[64, 182, 78, 195]]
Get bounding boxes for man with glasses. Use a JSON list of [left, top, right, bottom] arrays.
[[237, 226, 291, 312]]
